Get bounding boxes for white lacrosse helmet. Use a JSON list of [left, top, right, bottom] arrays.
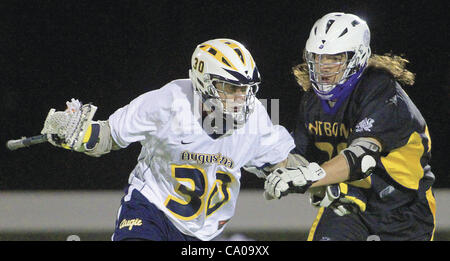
[[189, 38, 260, 128], [305, 12, 371, 101]]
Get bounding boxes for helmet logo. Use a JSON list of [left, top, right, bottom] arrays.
[[193, 58, 205, 73], [319, 45, 324, 49]]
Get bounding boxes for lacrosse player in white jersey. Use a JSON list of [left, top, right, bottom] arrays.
[[40, 38, 328, 241]]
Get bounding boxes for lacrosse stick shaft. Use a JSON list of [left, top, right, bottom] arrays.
[[6, 134, 48, 151]]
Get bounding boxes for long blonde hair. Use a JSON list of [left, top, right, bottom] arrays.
[[292, 53, 416, 91]]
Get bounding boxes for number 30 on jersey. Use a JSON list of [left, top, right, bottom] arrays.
[[164, 164, 234, 220]]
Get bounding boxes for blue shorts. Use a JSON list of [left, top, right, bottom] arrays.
[[112, 186, 200, 241]]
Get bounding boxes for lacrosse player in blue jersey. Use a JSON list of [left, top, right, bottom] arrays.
[[263, 12, 436, 241]]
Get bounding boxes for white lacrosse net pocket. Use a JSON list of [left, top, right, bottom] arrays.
[[41, 109, 71, 138]]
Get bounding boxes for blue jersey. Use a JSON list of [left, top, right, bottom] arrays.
[[292, 67, 435, 212]]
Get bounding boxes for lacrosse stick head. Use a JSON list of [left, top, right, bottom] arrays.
[[41, 99, 97, 151]]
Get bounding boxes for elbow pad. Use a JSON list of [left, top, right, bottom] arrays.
[[340, 138, 381, 181]]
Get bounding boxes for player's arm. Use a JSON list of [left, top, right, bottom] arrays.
[[310, 155, 349, 187], [313, 137, 382, 187], [264, 137, 382, 199]]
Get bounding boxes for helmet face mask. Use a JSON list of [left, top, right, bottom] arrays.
[[213, 80, 259, 127], [304, 12, 371, 101], [189, 39, 261, 130], [306, 52, 350, 93]]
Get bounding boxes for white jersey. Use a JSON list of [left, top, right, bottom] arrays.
[[108, 79, 294, 240]]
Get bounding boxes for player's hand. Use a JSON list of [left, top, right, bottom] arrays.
[[41, 98, 97, 151], [309, 185, 336, 207], [263, 163, 326, 200], [309, 183, 367, 216]]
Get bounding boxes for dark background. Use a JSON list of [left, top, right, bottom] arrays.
[[1, 0, 448, 190]]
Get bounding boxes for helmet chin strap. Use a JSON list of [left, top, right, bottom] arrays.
[[313, 65, 366, 114]]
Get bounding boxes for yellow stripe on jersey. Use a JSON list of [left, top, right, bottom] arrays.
[[424, 125, 432, 152], [307, 207, 325, 241], [426, 188, 436, 241], [199, 44, 238, 70], [380, 131, 425, 190], [339, 183, 367, 212]]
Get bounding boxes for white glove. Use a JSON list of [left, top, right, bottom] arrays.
[[41, 98, 97, 151], [309, 184, 367, 216], [309, 186, 336, 208], [309, 185, 349, 216], [263, 163, 326, 200]]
